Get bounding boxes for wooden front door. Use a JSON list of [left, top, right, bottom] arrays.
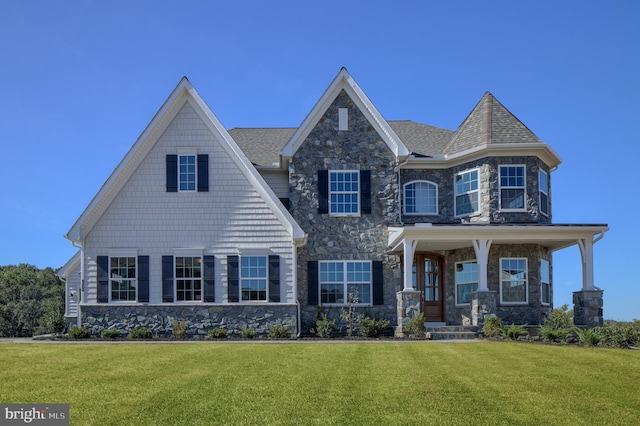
[[413, 253, 444, 322]]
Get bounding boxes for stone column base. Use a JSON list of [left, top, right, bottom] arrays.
[[471, 291, 498, 326], [573, 290, 603, 327], [395, 290, 421, 337]]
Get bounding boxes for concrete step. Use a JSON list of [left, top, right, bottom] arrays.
[[424, 326, 480, 340]]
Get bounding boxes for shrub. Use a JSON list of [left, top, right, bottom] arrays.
[[539, 325, 571, 343], [267, 324, 291, 339], [208, 328, 228, 339], [68, 326, 90, 339], [358, 316, 390, 338], [101, 329, 121, 339], [504, 324, 528, 340], [545, 304, 574, 329], [172, 321, 187, 340], [311, 313, 340, 338], [483, 315, 505, 338], [576, 327, 602, 347], [599, 324, 639, 349], [404, 313, 425, 338], [240, 328, 256, 339], [128, 327, 153, 339]]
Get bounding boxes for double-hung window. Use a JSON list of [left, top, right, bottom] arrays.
[[499, 165, 526, 210], [454, 169, 479, 217], [455, 261, 478, 305], [319, 261, 371, 304], [500, 258, 528, 304], [240, 256, 268, 301], [539, 170, 549, 217], [110, 257, 136, 302], [541, 259, 550, 305], [329, 171, 360, 215], [404, 181, 438, 215], [175, 256, 202, 301]]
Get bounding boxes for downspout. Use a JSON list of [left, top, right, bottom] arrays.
[[293, 241, 302, 338]]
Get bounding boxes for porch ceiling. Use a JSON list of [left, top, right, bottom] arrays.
[[388, 223, 609, 253]]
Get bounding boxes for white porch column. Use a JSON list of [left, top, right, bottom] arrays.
[[403, 238, 417, 291], [577, 233, 605, 291], [472, 239, 492, 292]]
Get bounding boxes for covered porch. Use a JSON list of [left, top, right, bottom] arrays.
[[388, 223, 609, 333]]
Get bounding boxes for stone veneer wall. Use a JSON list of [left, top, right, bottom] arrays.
[[289, 90, 401, 333], [443, 244, 552, 325], [80, 304, 298, 338]]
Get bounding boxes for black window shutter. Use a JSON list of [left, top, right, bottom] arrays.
[[197, 154, 209, 192], [97, 256, 109, 303], [318, 170, 329, 214], [166, 155, 178, 192], [308, 261, 319, 305], [372, 260, 384, 305], [268, 255, 281, 302], [227, 256, 239, 303], [137, 255, 149, 303], [361, 170, 371, 214], [203, 255, 215, 302], [162, 255, 174, 302]]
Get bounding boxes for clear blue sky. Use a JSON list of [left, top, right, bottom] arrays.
[[1, 1, 638, 321]]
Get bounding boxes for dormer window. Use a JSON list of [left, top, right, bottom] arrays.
[[454, 169, 479, 217], [499, 165, 526, 210], [404, 181, 438, 215]]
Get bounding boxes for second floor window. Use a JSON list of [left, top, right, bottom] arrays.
[[330, 171, 360, 215], [499, 165, 526, 210], [404, 181, 438, 215], [179, 155, 197, 191], [539, 170, 549, 217], [454, 169, 479, 217]]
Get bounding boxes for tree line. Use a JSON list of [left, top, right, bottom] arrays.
[[0, 264, 66, 337]]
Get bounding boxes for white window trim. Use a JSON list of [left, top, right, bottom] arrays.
[[454, 168, 480, 218], [329, 170, 361, 217], [239, 254, 269, 303], [318, 260, 373, 306], [499, 165, 527, 212], [539, 169, 550, 218], [454, 260, 478, 306], [499, 257, 529, 305], [541, 259, 551, 306], [403, 180, 439, 216], [174, 251, 203, 303], [108, 254, 137, 304]]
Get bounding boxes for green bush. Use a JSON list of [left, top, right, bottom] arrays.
[[68, 326, 90, 339], [128, 327, 153, 339], [505, 324, 528, 340], [358, 316, 390, 338], [208, 328, 228, 339], [483, 315, 504, 338], [100, 329, 121, 339], [404, 313, 425, 338], [576, 327, 602, 347], [310, 313, 340, 338], [539, 325, 571, 343], [240, 328, 256, 339], [599, 324, 639, 349], [267, 324, 291, 339], [172, 321, 187, 340], [538, 305, 575, 343]]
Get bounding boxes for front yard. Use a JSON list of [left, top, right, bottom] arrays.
[[1, 341, 638, 425]]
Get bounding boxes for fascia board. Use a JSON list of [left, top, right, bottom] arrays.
[[56, 250, 81, 278]]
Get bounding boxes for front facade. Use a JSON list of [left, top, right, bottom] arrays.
[[59, 69, 608, 336]]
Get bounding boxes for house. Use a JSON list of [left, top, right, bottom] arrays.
[[58, 68, 608, 337]]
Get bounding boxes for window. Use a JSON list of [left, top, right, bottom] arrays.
[[499, 165, 526, 210], [110, 257, 136, 302], [541, 259, 550, 305], [500, 258, 528, 304], [241, 256, 268, 301], [539, 170, 549, 216], [404, 181, 438, 215], [179, 155, 197, 191], [329, 171, 360, 215], [455, 261, 478, 305], [454, 169, 479, 216], [338, 108, 348, 131], [319, 261, 371, 304], [175, 256, 202, 301]]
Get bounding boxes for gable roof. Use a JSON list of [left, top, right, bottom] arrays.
[[65, 77, 306, 244], [281, 68, 410, 159], [229, 127, 296, 167]]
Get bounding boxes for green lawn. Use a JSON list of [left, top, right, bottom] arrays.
[[1, 341, 639, 425]]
